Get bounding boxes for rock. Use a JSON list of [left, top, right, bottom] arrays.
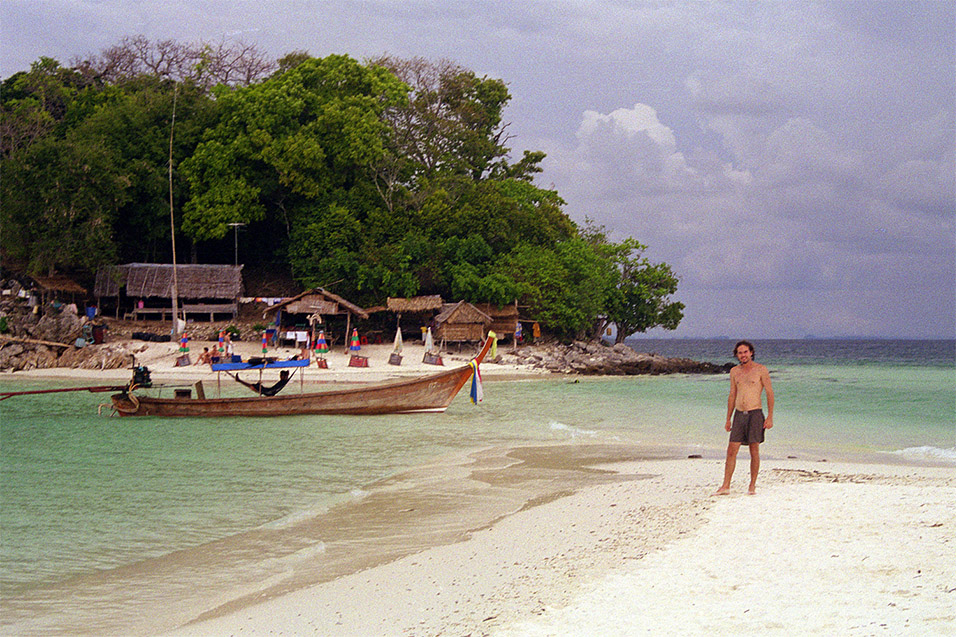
[[0, 342, 26, 371], [57, 344, 135, 370], [509, 341, 732, 376], [30, 306, 85, 343]]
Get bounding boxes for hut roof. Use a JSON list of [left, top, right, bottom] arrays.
[[264, 288, 369, 320], [435, 301, 492, 326], [387, 295, 444, 313], [94, 263, 243, 299], [32, 275, 87, 295]]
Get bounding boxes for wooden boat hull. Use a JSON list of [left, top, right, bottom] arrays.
[[111, 338, 491, 417]]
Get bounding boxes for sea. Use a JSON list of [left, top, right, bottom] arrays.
[[1, 338, 953, 635]]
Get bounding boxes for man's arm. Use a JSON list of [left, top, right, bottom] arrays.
[[762, 367, 774, 428], [725, 369, 738, 431]]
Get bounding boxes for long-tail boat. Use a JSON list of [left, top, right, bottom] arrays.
[[109, 336, 492, 417]]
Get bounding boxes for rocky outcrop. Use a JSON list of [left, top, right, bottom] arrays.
[[498, 341, 732, 375], [30, 306, 85, 343], [56, 344, 137, 370], [0, 340, 136, 372], [0, 287, 136, 372]]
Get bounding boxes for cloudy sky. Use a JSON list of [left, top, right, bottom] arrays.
[[3, 1, 954, 339]]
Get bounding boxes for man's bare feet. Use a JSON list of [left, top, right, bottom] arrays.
[[748, 488, 756, 495], [712, 488, 730, 496]]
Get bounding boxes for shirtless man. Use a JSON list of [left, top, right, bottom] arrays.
[[195, 347, 213, 366], [714, 340, 774, 495], [229, 369, 292, 397]]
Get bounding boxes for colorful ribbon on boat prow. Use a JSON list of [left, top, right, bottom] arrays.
[[469, 360, 483, 404]]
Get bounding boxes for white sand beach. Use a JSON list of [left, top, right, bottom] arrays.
[[168, 456, 955, 636], [10, 336, 542, 385]]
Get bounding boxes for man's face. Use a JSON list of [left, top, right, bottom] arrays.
[[735, 346, 753, 363]]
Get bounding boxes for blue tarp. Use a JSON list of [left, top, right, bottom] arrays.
[[211, 359, 312, 372]]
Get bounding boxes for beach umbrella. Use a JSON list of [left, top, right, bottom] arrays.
[[179, 332, 189, 354], [261, 332, 268, 354], [218, 330, 225, 353], [424, 327, 434, 353], [392, 326, 404, 355], [350, 328, 361, 352], [314, 330, 329, 357]]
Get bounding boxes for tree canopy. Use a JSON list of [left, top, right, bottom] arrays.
[[1, 40, 684, 340]]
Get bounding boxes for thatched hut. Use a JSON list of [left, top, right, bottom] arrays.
[[94, 263, 243, 320], [474, 301, 519, 341], [31, 275, 88, 307], [384, 295, 444, 341], [434, 301, 492, 344], [263, 288, 368, 348]]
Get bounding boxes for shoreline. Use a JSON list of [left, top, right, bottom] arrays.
[[167, 452, 956, 636], [0, 339, 549, 384]]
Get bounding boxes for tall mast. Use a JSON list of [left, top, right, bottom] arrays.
[[169, 85, 181, 334]]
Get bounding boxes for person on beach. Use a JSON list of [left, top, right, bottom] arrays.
[[195, 347, 213, 366], [715, 340, 774, 495]]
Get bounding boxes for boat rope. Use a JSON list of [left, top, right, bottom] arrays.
[[113, 384, 141, 415]]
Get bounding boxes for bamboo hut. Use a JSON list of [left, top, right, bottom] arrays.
[[434, 301, 492, 345], [263, 288, 368, 349], [386, 295, 444, 343], [474, 301, 519, 341], [31, 275, 87, 306], [94, 263, 243, 320]]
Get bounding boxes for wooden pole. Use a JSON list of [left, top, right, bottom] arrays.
[[0, 335, 72, 349], [169, 85, 181, 335], [344, 311, 352, 355]]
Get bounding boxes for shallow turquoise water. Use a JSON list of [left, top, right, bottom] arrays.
[[1, 339, 953, 633]]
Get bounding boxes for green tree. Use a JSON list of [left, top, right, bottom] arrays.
[[180, 54, 408, 256], [494, 237, 618, 340], [0, 57, 96, 159], [74, 78, 216, 262], [586, 228, 684, 342], [370, 56, 519, 213], [1, 133, 127, 275]]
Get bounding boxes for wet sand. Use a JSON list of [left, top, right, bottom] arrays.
[[168, 452, 955, 636]]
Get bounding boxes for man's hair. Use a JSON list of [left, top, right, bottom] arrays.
[[734, 340, 755, 359]]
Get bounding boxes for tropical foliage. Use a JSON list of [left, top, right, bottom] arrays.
[[1, 39, 683, 340]]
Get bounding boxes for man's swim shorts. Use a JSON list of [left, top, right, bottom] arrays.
[[730, 409, 765, 444]]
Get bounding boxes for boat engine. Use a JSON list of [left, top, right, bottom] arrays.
[[131, 366, 152, 389]]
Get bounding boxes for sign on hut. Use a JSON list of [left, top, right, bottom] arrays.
[[94, 263, 243, 321], [434, 301, 492, 345]]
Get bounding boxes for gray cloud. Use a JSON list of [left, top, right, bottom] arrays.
[[2, 0, 953, 338]]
